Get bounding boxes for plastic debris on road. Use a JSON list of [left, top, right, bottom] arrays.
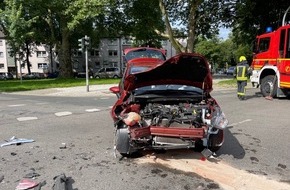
[[15, 179, 39, 190], [0, 136, 34, 147]]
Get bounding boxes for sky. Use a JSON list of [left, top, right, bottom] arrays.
[[219, 27, 231, 40]]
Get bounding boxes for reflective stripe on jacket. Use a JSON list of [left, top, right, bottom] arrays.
[[236, 65, 248, 81]]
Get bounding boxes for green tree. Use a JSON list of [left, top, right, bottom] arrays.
[[0, 0, 40, 75], [1, 0, 109, 78], [40, 0, 109, 78], [157, 0, 226, 53]]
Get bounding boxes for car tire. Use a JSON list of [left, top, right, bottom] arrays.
[[95, 75, 100, 79], [208, 130, 224, 152], [260, 75, 277, 97], [115, 127, 137, 157], [193, 130, 224, 153], [113, 75, 118, 79]]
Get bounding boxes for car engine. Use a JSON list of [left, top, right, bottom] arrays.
[[140, 102, 210, 128]]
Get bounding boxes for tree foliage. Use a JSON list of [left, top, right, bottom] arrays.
[[1, 0, 109, 78]]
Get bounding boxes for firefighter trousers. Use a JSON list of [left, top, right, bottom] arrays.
[[237, 80, 247, 99]]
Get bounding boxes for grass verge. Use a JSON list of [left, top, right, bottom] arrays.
[[0, 78, 120, 92], [0, 78, 240, 93]]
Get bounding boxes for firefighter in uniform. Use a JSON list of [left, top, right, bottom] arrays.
[[234, 56, 251, 100]]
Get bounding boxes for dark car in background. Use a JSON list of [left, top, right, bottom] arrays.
[[94, 67, 121, 79], [226, 66, 236, 75], [109, 53, 228, 157], [0, 72, 14, 80]]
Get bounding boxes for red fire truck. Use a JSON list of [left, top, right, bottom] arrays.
[[250, 6, 290, 98]]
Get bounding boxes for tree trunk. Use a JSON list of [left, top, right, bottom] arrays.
[[187, 0, 202, 53], [158, 0, 185, 53], [25, 42, 31, 74], [58, 26, 72, 78]]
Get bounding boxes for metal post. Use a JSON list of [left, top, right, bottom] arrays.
[[85, 35, 89, 92]]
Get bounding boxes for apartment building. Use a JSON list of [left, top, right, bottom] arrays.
[[0, 31, 176, 77], [0, 31, 9, 74]]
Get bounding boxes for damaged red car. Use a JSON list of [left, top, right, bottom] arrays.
[[110, 53, 228, 157]]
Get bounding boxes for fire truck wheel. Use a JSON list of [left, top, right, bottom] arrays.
[[260, 75, 277, 97]]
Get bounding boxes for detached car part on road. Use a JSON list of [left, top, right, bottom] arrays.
[[110, 53, 228, 157]]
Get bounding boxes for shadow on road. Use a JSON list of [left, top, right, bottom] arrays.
[[216, 128, 245, 159]]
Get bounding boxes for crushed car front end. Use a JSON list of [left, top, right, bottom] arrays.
[[110, 53, 228, 156]]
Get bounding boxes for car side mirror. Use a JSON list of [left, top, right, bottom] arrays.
[[109, 86, 120, 98]]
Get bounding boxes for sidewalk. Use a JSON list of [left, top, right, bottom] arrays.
[[7, 79, 236, 97], [7, 84, 118, 97]]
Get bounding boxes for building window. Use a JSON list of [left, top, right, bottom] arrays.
[[108, 50, 118, 56], [73, 50, 82, 57], [109, 62, 118, 67], [0, 52, 4, 57], [0, 40, 3, 46], [36, 51, 47, 57], [0, 63, 4, 69], [90, 50, 99, 57], [38, 63, 48, 69], [95, 62, 100, 67], [108, 39, 117, 46]]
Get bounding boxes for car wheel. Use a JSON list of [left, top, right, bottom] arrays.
[[208, 130, 224, 152], [115, 127, 137, 157], [95, 75, 100, 79], [113, 75, 118, 79], [260, 75, 277, 97], [193, 140, 205, 152]]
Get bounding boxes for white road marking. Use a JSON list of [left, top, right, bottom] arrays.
[[100, 97, 109, 100], [8, 104, 26, 107], [17, 117, 38, 121], [85, 108, 101, 112], [55, 111, 72, 117], [35, 102, 49, 105], [230, 119, 252, 126]]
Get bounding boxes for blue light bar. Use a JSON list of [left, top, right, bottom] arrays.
[[266, 27, 273, 33]]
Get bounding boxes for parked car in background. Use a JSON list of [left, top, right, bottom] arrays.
[[22, 73, 45, 79], [109, 53, 228, 157], [47, 71, 59, 78], [0, 72, 14, 80], [226, 66, 236, 75], [94, 67, 121, 79]]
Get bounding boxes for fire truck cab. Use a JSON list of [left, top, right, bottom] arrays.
[[251, 23, 290, 97]]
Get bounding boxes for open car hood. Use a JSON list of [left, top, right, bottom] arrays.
[[124, 53, 213, 92]]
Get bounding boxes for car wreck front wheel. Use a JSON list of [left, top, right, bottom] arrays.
[[194, 130, 224, 153], [115, 127, 138, 157], [208, 130, 224, 152]]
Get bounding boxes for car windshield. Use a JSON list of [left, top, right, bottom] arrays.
[[125, 49, 166, 62], [133, 84, 203, 96]]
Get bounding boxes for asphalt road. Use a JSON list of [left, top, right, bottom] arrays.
[[0, 84, 290, 190]]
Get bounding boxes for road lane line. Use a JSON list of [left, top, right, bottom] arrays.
[[17, 117, 38, 121], [85, 108, 101, 112], [8, 104, 26, 107], [230, 119, 252, 127], [55, 111, 72, 117]]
